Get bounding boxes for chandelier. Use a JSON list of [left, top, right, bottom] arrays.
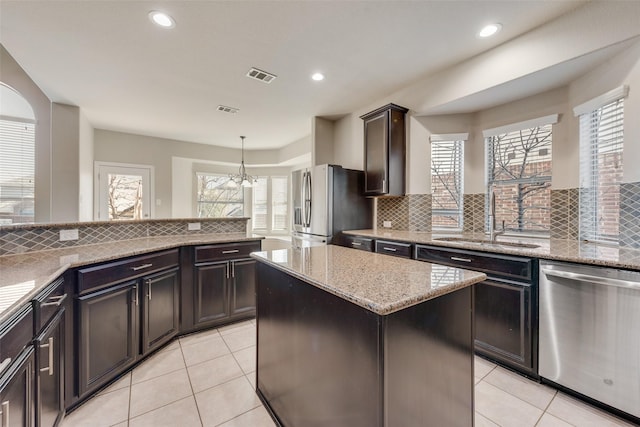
[[228, 136, 256, 188]]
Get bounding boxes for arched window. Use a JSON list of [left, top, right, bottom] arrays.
[[0, 83, 36, 224]]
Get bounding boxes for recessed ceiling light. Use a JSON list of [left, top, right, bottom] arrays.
[[149, 11, 175, 29], [311, 72, 325, 81], [478, 23, 502, 38]]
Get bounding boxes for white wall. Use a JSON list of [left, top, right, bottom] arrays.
[[51, 103, 80, 222]]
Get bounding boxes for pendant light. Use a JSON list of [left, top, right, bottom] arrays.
[[228, 136, 256, 188]]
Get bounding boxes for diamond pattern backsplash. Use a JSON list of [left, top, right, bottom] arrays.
[[0, 219, 248, 256], [463, 193, 485, 233], [407, 194, 432, 232], [550, 189, 579, 240], [620, 182, 640, 249], [376, 194, 432, 231]]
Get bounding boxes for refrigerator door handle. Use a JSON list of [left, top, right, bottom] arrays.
[[304, 171, 312, 228]]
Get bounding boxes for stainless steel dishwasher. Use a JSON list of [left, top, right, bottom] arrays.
[[539, 260, 640, 419]]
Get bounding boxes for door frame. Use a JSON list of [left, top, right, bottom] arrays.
[[94, 161, 155, 221]]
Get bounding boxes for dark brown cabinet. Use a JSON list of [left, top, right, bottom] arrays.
[[375, 239, 413, 258], [414, 244, 538, 376], [335, 234, 374, 252], [192, 241, 260, 330], [141, 268, 180, 354], [360, 103, 408, 196], [0, 347, 35, 427]]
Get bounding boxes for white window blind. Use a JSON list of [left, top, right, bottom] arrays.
[[271, 176, 288, 231], [0, 118, 35, 224], [431, 136, 464, 229], [196, 173, 244, 218], [252, 177, 268, 230], [486, 122, 553, 235], [578, 97, 624, 243]]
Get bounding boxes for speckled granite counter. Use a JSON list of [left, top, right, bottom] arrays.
[[0, 233, 262, 323], [344, 230, 640, 270], [251, 245, 486, 315]]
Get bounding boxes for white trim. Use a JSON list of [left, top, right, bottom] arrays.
[[482, 114, 559, 138], [430, 133, 469, 142], [573, 85, 629, 116]]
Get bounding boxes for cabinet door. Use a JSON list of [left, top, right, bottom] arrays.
[[142, 268, 180, 354], [474, 279, 533, 372], [194, 262, 229, 327], [36, 310, 64, 427], [230, 259, 257, 315], [78, 282, 138, 396], [0, 347, 34, 427], [364, 112, 387, 195]]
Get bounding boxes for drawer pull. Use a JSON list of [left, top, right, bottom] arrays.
[[351, 242, 362, 246], [450, 256, 472, 263], [222, 249, 240, 254], [39, 337, 54, 376], [383, 247, 397, 252], [41, 294, 68, 307], [1, 400, 9, 426], [131, 263, 153, 271]]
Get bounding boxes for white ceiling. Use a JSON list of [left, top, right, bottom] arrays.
[[0, 0, 588, 150]]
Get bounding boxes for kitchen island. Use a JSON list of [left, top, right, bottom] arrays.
[[251, 245, 487, 427]]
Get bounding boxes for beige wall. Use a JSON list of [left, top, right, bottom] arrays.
[[78, 110, 94, 221], [51, 103, 80, 221]]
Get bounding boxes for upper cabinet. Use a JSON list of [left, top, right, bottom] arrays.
[[360, 103, 408, 196]]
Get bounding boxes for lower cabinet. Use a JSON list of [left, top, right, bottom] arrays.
[[35, 310, 65, 427], [141, 268, 180, 354], [0, 347, 35, 427]]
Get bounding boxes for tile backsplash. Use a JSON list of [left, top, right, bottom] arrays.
[[377, 194, 431, 232], [0, 218, 248, 256], [620, 182, 640, 249]]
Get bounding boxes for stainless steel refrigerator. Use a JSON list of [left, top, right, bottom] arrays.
[[291, 164, 372, 247]]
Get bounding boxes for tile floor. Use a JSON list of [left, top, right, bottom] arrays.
[[62, 319, 637, 427]]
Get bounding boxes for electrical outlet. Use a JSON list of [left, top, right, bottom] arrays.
[[187, 222, 201, 231], [383, 221, 392, 228], [59, 229, 79, 241]]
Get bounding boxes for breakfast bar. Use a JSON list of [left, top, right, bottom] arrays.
[[252, 245, 487, 427]]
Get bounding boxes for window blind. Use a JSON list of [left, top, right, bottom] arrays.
[[271, 176, 288, 231], [252, 177, 268, 230], [579, 98, 624, 242], [431, 138, 464, 229], [0, 118, 35, 224]]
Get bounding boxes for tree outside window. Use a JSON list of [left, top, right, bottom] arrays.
[[196, 174, 244, 218]]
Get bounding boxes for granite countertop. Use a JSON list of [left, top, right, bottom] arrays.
[[0, 233, 263, 323], [344, 230, 640, 271], [251, 245, 486, 315]]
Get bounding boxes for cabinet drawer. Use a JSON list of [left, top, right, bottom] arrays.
[[415, 244, 533, 281], [342, 235, 374, 252], [77, 249, 179, 294], [375, 240, 412, 258], [0, 305, 33, 373], [32, 277, 67, 333], [195, 241, 261, 263]]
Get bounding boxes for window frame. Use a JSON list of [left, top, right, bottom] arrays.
[[430, 133, 466, 231]]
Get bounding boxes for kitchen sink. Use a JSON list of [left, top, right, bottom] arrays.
[[433, 237, 540, 249]]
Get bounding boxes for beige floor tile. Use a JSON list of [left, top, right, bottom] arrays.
[[218, 320, 255, 336], [187, 353, 244, 393], [162, 339, 181, 351], [129, 369, 193, 418], [536, 412, 575, 427], [233, 345, 256, 374], [195, 376, 261, 426], [180, 327, 221, 347], [61, 387, 130, 427], [128, 396, 202, 427], [474, 356, 496, 381], [484, 366, 556, 410], [181, 334, 231, 366], [475, 412, 500, 427], [218, 406, 276, 427], [246, 372, 256, 389], [110, 423, 128, 427], [475, 381, 543, 427], [97, 372, 131, 396], [546, 393, 636, 427], [222, 327, 256, 352], [132, 347, 186, 384]]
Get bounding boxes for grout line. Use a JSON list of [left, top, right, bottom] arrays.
[[127, 372, 133, 426], [179, 338, 205, 427]]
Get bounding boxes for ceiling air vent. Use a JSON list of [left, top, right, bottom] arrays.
[[217, 105, 239, 114], [246, 67, 277, 84]]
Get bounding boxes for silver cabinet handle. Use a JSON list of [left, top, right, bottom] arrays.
[[226, 262, 230, 279], [40, 337, 54, 376], [231, 262, 235, 278], [133, 285, 138, 306], [541, 268, 640, 290], [147, 280, 152, 300], [383, 247, 397, 252], [131, 263, 153, 271], [222, 249, 239, 254], [41, 294, 68, 307], [0, 358, 11, 373], [1, 400, 9, 426], [450, 256, 472, 263], [351, 242, 362, 246]]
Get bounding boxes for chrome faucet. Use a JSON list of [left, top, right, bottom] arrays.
[[488, 189, 506, 243]]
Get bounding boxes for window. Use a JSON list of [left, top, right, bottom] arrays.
[[575, 86, 627, 243], [484, 115, 557, 235], [196, 173, 244, 218], [0, 118, 35, 224], [431, 134, 466, 230], [252, 175, 288, 233]]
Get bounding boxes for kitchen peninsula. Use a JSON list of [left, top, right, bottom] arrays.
[[252, 245, 487, 427]]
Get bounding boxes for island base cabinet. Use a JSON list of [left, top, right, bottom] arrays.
[[142, 268, 180, 354], [78, 282, 138, 397], [194, 262, 229, 326], [35, 310, 65, 427], [256, 263, 474, 427], [0, 348, 35, 427]]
